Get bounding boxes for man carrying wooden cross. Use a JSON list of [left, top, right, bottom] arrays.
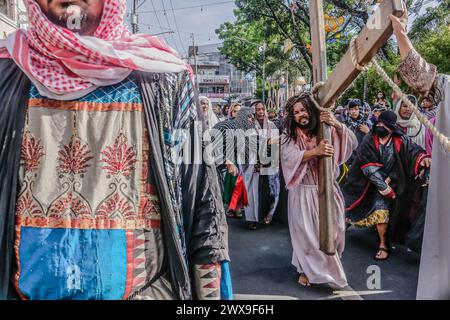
[[281, 94, 358, 288]]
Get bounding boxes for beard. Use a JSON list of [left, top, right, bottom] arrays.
[[43, 1, 102, 35], [47, 5, 88, 31], [296, 118, 310, 129]]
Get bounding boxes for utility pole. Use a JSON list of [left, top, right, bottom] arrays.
[[261, 43, 267, 103], [131, 0, 139, 34], [191, 33, 199, 92]]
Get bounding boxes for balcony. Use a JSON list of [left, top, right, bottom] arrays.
[[196, 75, 230, 85], [203, 93, 226, 99]]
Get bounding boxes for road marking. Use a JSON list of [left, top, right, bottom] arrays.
[[320, 288, 393, 300]]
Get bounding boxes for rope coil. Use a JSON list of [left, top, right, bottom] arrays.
[[349, 37, 450, 153], [309, 82, 330, 112]]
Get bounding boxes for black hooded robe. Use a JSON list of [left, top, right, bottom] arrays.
[[343, 132, 428, 236]]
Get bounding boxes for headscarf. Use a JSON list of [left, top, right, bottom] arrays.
[[345, 99, 367, 131], [395, 95, 425, 149], [228, 103, 242, 120], [215, 107, 255, 132], [420, 96, 438, 120], [200, 96, 219, 130], [361, 102, 372, 127], [0, 0, 191, 100], [212, 107, 255, 166], [334, 105, 347, 123]]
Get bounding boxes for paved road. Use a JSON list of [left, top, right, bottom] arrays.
[[228, 218, 421, 300]]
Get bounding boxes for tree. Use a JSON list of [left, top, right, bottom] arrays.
[[416, 24, 450, 74], [411, 0, 450, 74], [409, 0, 450, 43], [216, 0, 429, 101]]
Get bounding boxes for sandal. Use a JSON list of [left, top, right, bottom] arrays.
[[235, 211, 243, 219], [345, 218, 353, 230], [374, 247, 390, 261], [263, 216, 272, 225], [248, 222, 258, 230], [226, 211, 235, 218]]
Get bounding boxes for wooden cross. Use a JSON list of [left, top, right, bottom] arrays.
[[308, 0, 404, 255]]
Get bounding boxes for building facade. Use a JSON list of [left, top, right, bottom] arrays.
[[1, 0, 27, 39], [188, 43, 256, 105]]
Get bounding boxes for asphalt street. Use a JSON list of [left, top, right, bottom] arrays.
[[228, 218, 421, 300]]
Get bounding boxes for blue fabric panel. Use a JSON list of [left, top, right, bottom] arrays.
[[18, 227, 127, 300], [220, 260, 233, 300]]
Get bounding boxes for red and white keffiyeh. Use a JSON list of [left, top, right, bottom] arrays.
[[0, 0, 190, 100]]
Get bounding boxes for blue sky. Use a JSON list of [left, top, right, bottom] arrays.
[[126, 0, 237, 57]]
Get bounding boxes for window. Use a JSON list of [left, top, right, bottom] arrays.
[[0, 0, 15, 20]]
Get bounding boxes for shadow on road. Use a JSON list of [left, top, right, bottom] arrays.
[[228, 218, 420, 300]]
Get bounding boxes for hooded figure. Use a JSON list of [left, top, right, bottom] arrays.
[[242, 101, 280, 229], [200, 96, 220, 130], [211, 108, 255, 217], [344, 99, 372, 144], [343, 111, 429, 261], [0, 0, 230, 301]]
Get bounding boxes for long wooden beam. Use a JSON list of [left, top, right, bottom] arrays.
[[309, 0, 336, 256], [315, 0, 405, 109]]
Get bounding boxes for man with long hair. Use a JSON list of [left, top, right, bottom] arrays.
[[281, 94, 357, 288]]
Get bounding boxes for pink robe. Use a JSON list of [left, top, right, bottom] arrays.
[[281, 126, 358, 288]]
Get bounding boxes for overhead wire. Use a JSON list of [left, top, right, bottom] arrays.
[[138, 1, 235, 14], [169, 0, 188, 57], [160, 0, 182, 54]]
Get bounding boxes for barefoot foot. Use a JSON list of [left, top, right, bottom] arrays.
[[298, 273, 311, 287]]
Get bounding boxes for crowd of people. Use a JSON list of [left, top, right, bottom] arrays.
[[203, 84, 434, 285], [202, 14, 443, 290]]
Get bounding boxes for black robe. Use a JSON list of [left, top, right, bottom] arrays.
[[343, 132, 427, 226]]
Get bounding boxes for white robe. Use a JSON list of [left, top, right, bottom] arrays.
[[417, 74, 450, 300], [398, 49, 450, 300], [243, 120, 279, 222]]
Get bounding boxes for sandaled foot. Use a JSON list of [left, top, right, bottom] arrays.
[[298, 274, 311, 287], [248, 222, 258, 230], [263, 216, 272, 225], [374, 247, 390, 261], [226, 211, 236, 218]]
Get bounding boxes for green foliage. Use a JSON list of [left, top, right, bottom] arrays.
[[216, 0, 438, 102], [409, 0, 450, 42], [338, 56, 405, 107], [415, 24, 450, 74]]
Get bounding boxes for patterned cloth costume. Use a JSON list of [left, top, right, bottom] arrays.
[[14, 77, 174, 300]]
